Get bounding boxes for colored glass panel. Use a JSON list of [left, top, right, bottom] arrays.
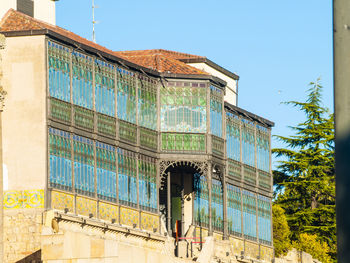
[[227, 184, 242, 236], [161, 82, 206, 133], [210, 85, 223, 137], [49, 128, 72, 191], [140, 127, 158, 150], [257, 125, 270, 172], [96, 141, 116, 202], [117, 68, 136, 124], [117, 148, 137, 207], [73, 135, 95, 197], [161, 133, 205, 152], [138, 76, 157, 130], [258, 195, 272, 244], [138, 156, 157, 212], [194, 173, 209, 228], [242, 119, 255, 167], [48, 41, 71, 102], [211, 178, 223, 232], [226, 112, 241, 161], [72, 51, 93, 109], [95, 59, 115, 116], [243, 190, 257, 240]]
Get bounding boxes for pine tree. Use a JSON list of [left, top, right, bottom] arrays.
[[273, 79, 336, 260]]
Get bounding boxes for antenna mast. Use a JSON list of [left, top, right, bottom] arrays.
[[92, 0, 98, 43]]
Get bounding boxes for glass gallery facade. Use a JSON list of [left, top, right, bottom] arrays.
[[47, 38, 273, 247]]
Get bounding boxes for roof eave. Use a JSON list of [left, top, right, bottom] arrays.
[[224, 101, 274, 127], [0, 29, 229, 87], [180, 57, 240, 80], [161, 72, 227, 88]]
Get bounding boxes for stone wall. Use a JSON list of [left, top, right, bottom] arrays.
[[39, 210, 194, 263], [275, 249, 322, 263], [3, 208, 44, 263]]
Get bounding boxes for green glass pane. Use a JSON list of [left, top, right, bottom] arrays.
[[184, 134, 191, 150], [161, 133, 167, 150], [175, 134, 183, 150], [168, 96, 175, 105], [192, 97, 199, 106], [176, 96, 184, 105], [199, 97, 206, 106], [168, 134, 175, 150], [199, 135, 206, 152], [184, 88, 191, 96], [176, 87, 183, 96], [161, 96, 167, 105], [184, 97, 191, 105], [168, 87, 175, 95], [192, 135, 199, 150]]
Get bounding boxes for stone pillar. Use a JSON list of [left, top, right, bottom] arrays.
[[0, 33, 6, 263]]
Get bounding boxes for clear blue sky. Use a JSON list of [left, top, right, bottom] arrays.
[[56, 0, 333, 166]]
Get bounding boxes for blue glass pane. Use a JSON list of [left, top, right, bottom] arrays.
[[48, 41, 70, 102], [194, 173, 209, 227]]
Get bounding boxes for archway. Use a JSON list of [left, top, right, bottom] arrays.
[[159, 160, 208, 238]]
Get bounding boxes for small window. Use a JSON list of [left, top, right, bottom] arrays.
[[17, 0, 34, 17]]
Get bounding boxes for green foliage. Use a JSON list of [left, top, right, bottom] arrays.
[[293, 233, 332, 263], [273, 79, 336, 261], [272, 204, 291, 257]]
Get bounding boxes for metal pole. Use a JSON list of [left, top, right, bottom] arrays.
[[167, 171, 171, 235], [334, 1, 350, 261], [181, 172, 184, 237]]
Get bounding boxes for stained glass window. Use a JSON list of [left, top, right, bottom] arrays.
[[160, 82, 206, 133], [96, 142, 116, 202], [226, 112, 240, 161], [210, 85, 223, 137], [258, 195, 272, 245], [257, 125, 270, 172], [194, 173, 209, 228], [48, 41, 71, 102], [49, 128, 72, 191], [117, 68, 136, 124], [227, 184, 242, 236], [138, 76, 157, 130], [211, 178, 223, 232], [161, 133, 206, 152], [242, 190, 257, 240], [72, 51, 93, 109], [95, 59, 115, 116], [117, 148, 137, 207], [73, 135, 95, 197], [138, 155, 157, 212], [242, 119, 255, 167]]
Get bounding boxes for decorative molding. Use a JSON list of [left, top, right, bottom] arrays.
[[159, 160, 208, 190], [4, 189, 44, 209]]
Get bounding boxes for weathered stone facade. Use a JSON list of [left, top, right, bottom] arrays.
[[3, 209, 43, 262]]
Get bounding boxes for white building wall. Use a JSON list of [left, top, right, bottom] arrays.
[[0, 0, 56, 25], [187, 62, 238, 106]]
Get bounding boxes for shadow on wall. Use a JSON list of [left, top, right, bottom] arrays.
[[16, 250, 41, 263]]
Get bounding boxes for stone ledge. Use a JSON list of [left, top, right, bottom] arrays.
[[48, 210, 167, 242]]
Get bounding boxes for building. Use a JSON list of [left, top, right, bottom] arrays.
[[0, 8, 274, 263]]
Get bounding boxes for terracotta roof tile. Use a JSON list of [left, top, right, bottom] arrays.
[[116, 53, 208, 75], [0, 9, 125, 59], [0, 9, 208, 75], [115, 50, 208, 75]]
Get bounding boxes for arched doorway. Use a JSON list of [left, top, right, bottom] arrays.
[[159, 161, 208, 238]]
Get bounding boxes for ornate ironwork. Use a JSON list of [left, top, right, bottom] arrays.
[[159, 160, 208, 189]]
